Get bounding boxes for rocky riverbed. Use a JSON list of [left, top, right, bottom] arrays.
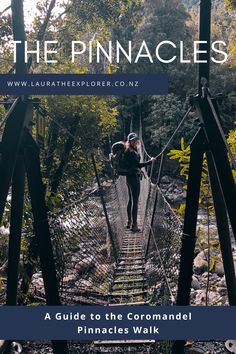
[[160, 175, 236, 307], [160, 176, 236, 354]]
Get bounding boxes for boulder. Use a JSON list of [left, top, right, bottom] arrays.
[[0, 261, 8, 278], [201, 271, 208, 278], [76, 279, 92, 288], [191, 276, 201, 290], [214, 263, 224, 277], [0, 226, 9, 236], [63, 274, 77, 284], [195, 289, 207, 305], [194, 251, 208, 275], [172, 193, 186, 203], [75, 257, 96, 275], [194, 289, 218, 305], [32, 272, 42, 280], [217, 287, 227, 296], [219, 276, 226, 287]]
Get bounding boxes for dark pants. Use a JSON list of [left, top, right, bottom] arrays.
[[126, 174, 140, 226]]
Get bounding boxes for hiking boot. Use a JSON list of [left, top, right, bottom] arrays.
[[126, 221, 131, 229], [131, 224, 141, 233]]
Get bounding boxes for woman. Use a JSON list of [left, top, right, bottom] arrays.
[[125, 132, 155, 232]]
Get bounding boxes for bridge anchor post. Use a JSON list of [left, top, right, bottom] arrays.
[[91, 153, 118, 262], [0, 100, 68, 354]]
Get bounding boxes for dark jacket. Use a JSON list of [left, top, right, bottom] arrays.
[[125, 148, 152, 175]]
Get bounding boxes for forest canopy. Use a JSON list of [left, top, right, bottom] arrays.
[[0, 0, 235, 195]]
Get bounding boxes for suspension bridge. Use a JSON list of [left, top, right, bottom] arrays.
[[0, 88, 235, 354], [0, 0, 236, 353], [0, 93, 184, 354]]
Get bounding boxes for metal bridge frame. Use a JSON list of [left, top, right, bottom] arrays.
[[91, 153, 118, 262], [172, 102, 236, 354], [172, 1, 236, 353], [0, 97, 68, 354]]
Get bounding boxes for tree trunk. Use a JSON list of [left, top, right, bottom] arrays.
[[19, 236, 38, 304], [50, 118, 79, 195], [11, 0, 27, 74], [44, 121, 59, 179], [37, 0, 57, 41]]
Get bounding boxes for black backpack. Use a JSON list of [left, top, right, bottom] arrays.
[[109, 141, 128, 176]]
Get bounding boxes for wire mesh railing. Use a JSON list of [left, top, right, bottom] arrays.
[[143, 184, 182, 305], [48, 191, 116, 305], [137, 109, 183, 307], [103, 176, 127, 253]]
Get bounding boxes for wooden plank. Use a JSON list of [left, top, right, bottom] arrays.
[[119, 257, 145, 261], [94, 340, 155, 345], [109, 301, 148, 306], [112, 284, 146, 291], [110, 290, 147, 297], [116, 266, 145, 271], [115, 271, 145, 277], [114, 278, 145, 284]]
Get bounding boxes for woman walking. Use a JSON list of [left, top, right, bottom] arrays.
[[125, 133, 155, 232]]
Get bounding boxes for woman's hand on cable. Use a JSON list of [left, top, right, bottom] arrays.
[[151, 157, 156, 162]]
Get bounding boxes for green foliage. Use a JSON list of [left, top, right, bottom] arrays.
[[168, 127, 236, 275], [174, 202, 186, 218], [68, 0, 141, 26], [0, 103, 6, 135], [168, 137, 212, 206], [226, 0, 236, 10], [144, 95, 196, 157], [0, 229, 9, 265], [168, 137, 190, 178], [116, 0, 195, 95], [41, 95, 119, 199], [227, 122, 236, 180], [227, 122, 236, 157], [195, 226, 222, 272], [0, 15, 12, 73]]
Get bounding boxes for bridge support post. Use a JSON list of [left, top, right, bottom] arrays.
[[5, 103, 33, 306], [173, 100, 236, 352], [0, 101, 68, 353], [0, 98, 28, 224], [145, 189, 157, 259], [194, 96, 236, 240], [91, 153, 118, 262], [6, 153, 25, 305], [24, 131, 61, 306], [175, 129, 205, 306], [172, 130, 205, 354], [206, 151, 236, 305], [24, 131, 68, 354]]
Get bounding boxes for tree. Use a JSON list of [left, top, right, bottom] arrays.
[[43, 95, 119, 197], [0, 0, 122, 305], [143, 94, 196, 155], [11, 0, 27, 74]]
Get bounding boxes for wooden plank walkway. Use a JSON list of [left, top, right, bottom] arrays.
[[94, 225, 155, 353], [109, 229, 147, 304]]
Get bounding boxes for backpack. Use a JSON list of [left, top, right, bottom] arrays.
[[109, 141, 129, 176]]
